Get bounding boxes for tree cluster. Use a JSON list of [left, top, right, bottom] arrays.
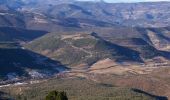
[[46, 91, 68, 100]]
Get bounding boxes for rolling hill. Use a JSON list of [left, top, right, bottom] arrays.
[[25, 32, 143, 68], [0, 42, 68, 82], [25, 27, 170, 69]]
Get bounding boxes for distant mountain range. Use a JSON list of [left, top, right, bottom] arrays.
[[0, 0, 170, 30]]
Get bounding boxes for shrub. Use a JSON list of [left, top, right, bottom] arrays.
[[45, 91, 68, 100]]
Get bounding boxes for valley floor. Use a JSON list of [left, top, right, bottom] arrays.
[[0, 65, 170, 100]]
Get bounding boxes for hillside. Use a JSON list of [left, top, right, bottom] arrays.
[[97, 27, 170, 58], [0, 78, 166, 100], [25, 27, 170, 69], [0, 42, 67, 81], [0, 27, 47, 42], [25, 32, 144, 68]]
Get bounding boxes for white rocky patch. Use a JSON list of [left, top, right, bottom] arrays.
[[0, 84, 11, 88], [0, 13, 14, 16], [0, 82, 27, 88], [28, 70, 45, 78], [34, 17, 48, 24], [28, 70, 55, 79]]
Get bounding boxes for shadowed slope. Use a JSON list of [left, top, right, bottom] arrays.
[[0, 43, 68, 81], [0, 27, 47, 42], [25, 32, 143, 68]]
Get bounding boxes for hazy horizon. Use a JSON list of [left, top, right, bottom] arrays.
[[77, 0, 170, 3]]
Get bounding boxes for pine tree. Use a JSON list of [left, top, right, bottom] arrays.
[[45, 91, 68, 100]]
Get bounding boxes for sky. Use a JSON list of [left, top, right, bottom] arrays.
[[107, 0, 170, 3], [78, 0, 170, 3]]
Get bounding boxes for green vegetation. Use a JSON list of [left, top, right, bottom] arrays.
[[25, 34, 66, 51], [25, 33, 142, 67], [72, 38, 97, 47], [46, 91, 68, 100], [0, 91, 11, 100], [0, 78, 160, 100]]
